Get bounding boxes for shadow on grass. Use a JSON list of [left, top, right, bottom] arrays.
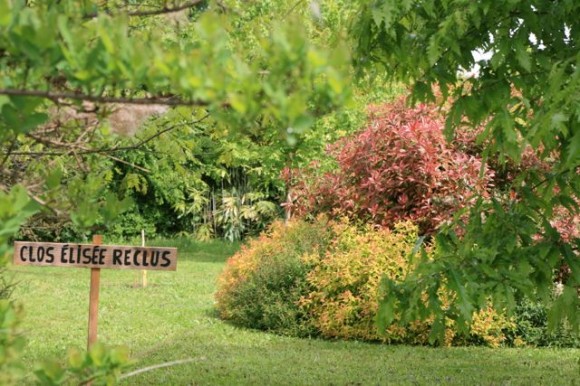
[[203, 307, 222, 320]]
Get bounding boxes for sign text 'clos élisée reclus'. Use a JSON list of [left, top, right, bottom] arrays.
[[13, 241, 177, 271]]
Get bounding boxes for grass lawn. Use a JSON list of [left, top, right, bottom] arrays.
[[8, 239, 580, 385]]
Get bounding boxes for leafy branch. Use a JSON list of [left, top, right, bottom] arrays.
[[84, 0, 207, 19], [6, 114, 210, 158], [0, 89, 212, 107]]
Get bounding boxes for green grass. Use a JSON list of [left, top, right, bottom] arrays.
[[8, 239, 580, 385]]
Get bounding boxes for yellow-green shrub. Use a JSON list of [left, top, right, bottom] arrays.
[[299, 221, 433, 343], [465, 306, 516, 348], [300, 220, 515, 346], [216, 218, 515, 346]]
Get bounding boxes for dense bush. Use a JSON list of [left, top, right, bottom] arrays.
[[299, 220, 422, 343], [216, 218, 515, 346], [215, 219, 332, 336], [287, 98, 492, 235], [505, 297, 579, 348], [300, 220, 515, 346]]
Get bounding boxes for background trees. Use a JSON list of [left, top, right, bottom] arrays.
[[0, 0, 356, 241]]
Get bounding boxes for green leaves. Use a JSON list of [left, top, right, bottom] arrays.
[[548, 286, 579, 335], [0, 0, 352, 160], [376, 279, 397, 332], [0, 185, 39, 257], [34, 343, 130, 385], [0, 96, 48, 135], [51, 165, 131, 232], [0, 300, 25, 385], [514, 42, 532, 73], [353, 0, 580, 168], [0, 0, 12, 27], [0, 0, 353, 239]]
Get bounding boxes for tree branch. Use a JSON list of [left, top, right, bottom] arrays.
[[285, 0, 306, 18], [0, 137, 17, 170], [129, 113, 210, 149], [4, 114, 210, 157], [85, 0, 206, 19], [0, 89, 211, 107], [105, 154, 151, 173]]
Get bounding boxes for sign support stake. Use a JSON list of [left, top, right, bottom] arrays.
[[87, 234, 102, 350], [141, 230, 147, 288]]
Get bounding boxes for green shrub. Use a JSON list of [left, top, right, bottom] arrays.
[[215, 219, 332, 336], [505, 297, 579, 348]]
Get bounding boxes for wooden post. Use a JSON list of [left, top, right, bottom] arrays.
[[141, 230, 147, 288], [87, 234, 102, 350]]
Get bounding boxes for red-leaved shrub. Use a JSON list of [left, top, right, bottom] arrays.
[[286, 98, 492, 234]]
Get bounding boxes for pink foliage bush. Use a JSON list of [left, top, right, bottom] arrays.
[[286, 98, 492, 235]]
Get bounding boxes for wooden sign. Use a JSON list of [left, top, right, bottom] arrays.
[[13, 241, 177, 271], [13, 236, 178, 354]]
